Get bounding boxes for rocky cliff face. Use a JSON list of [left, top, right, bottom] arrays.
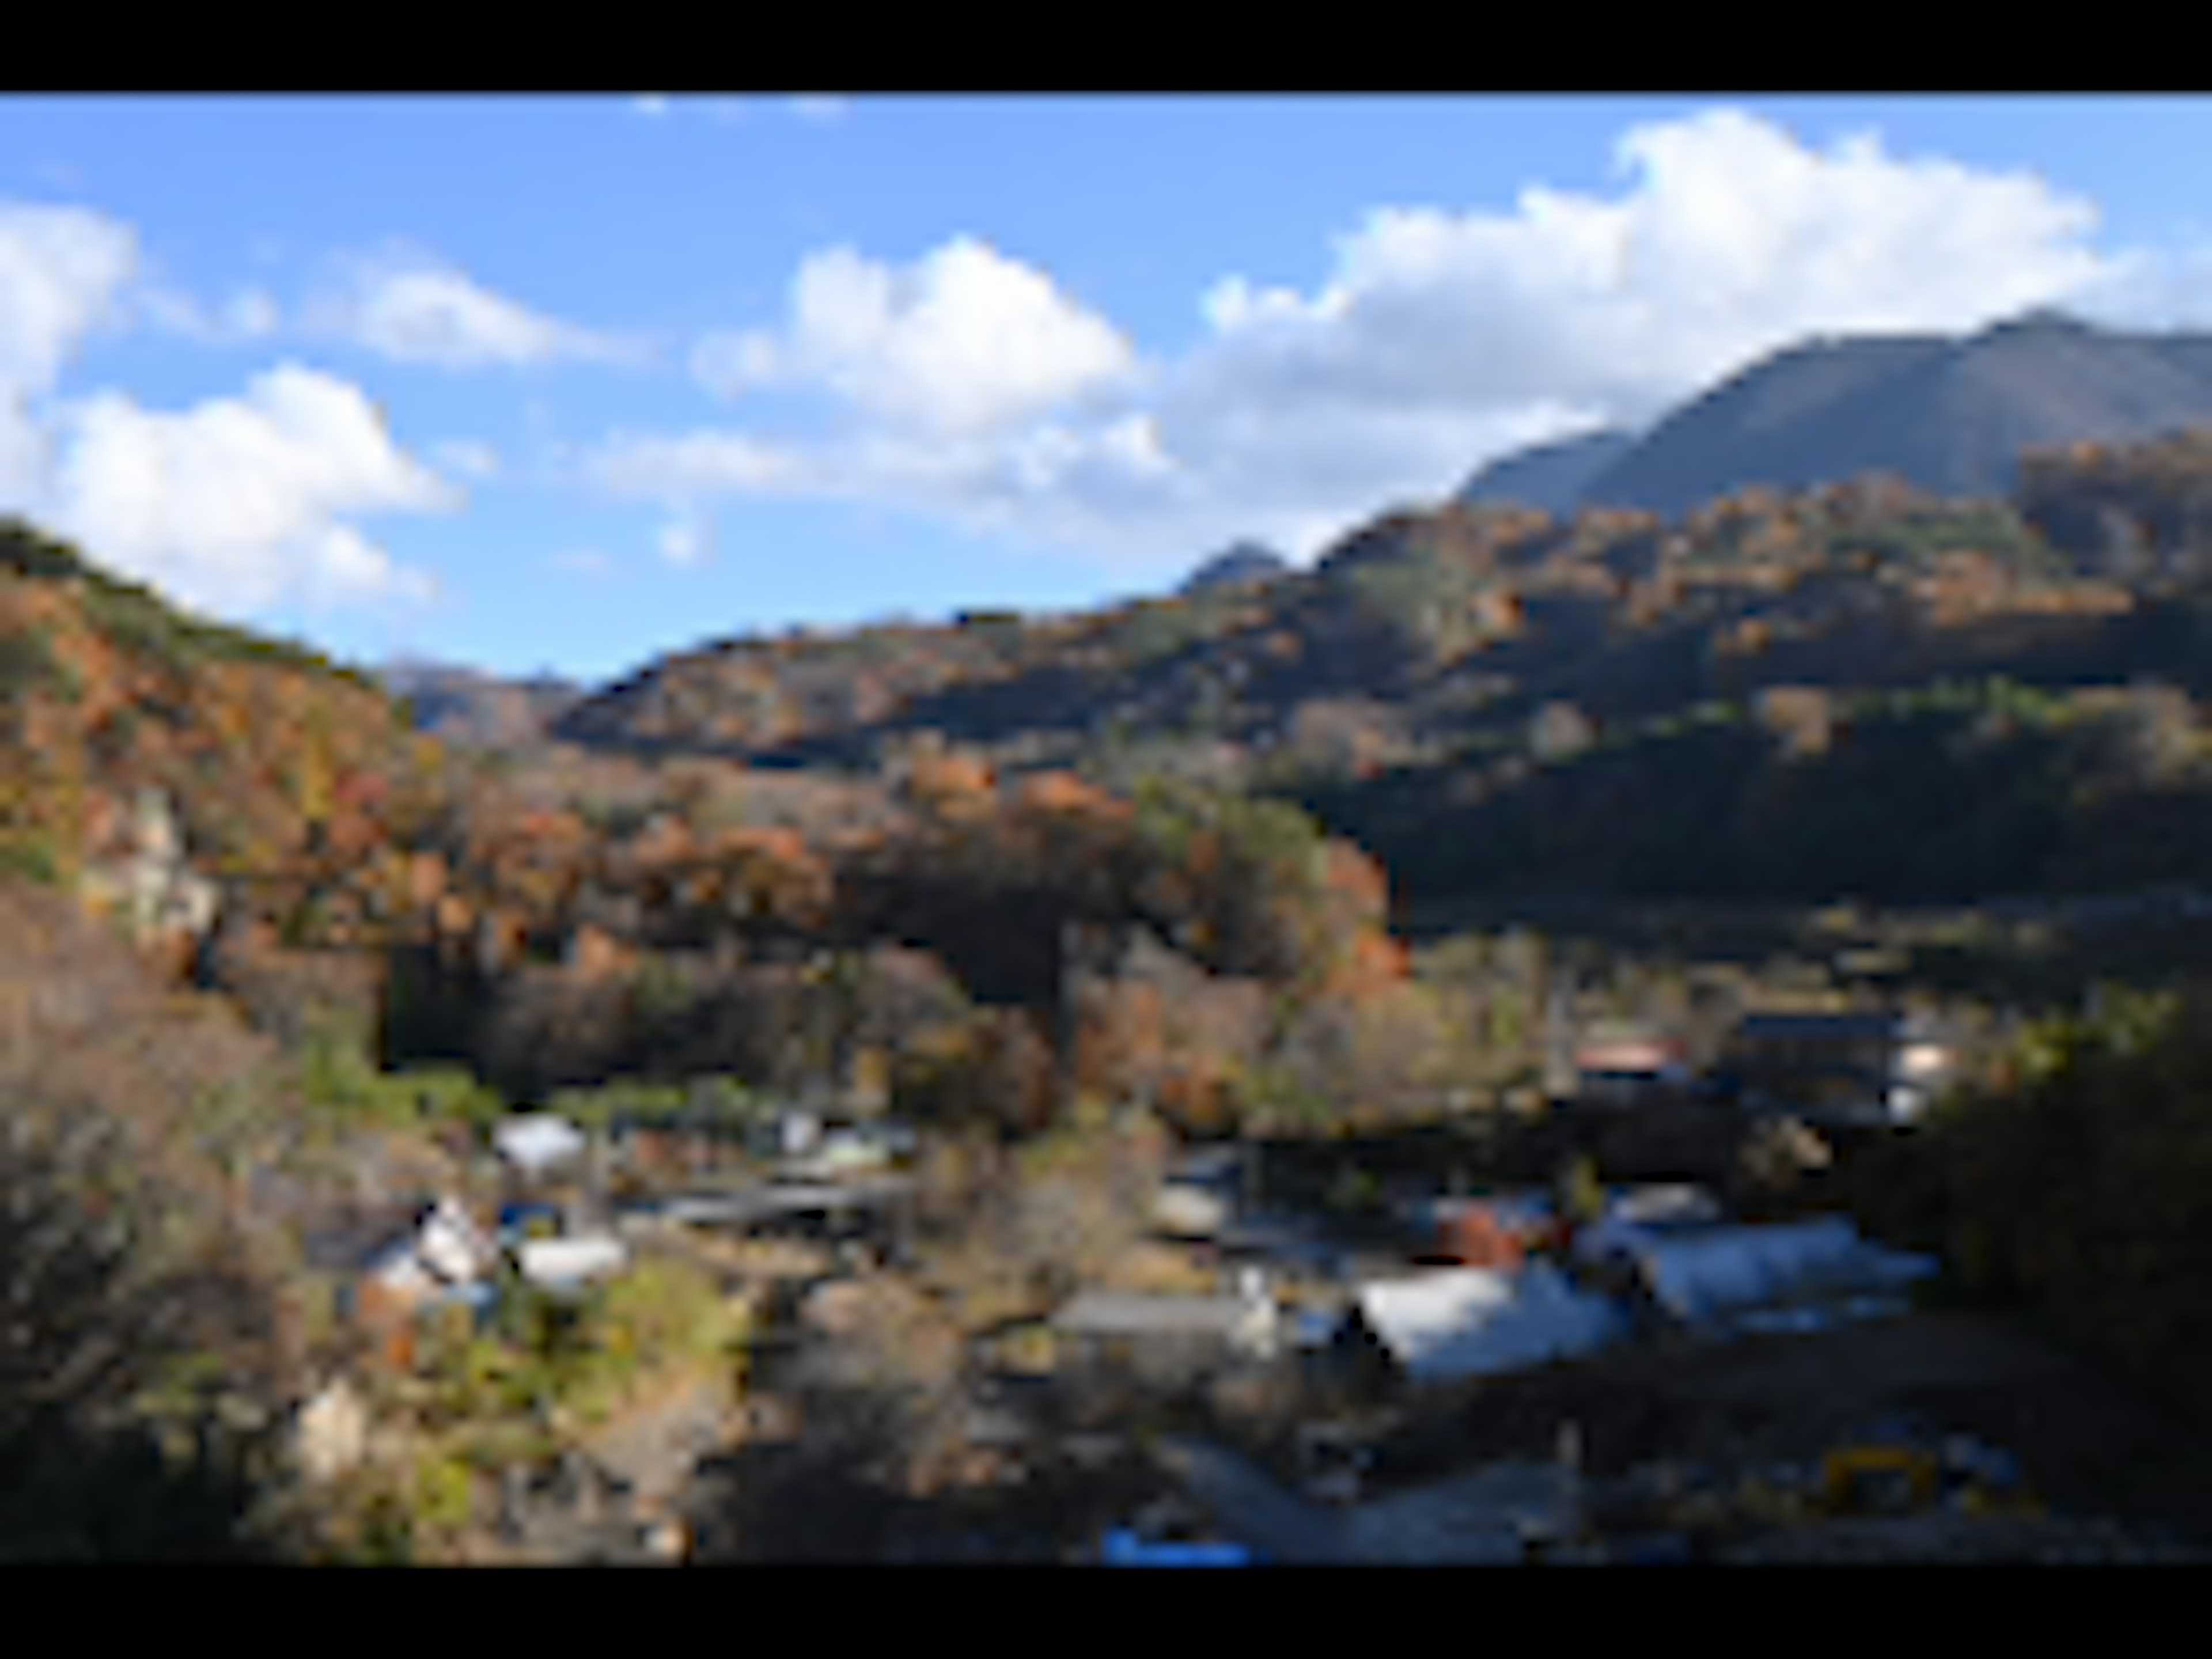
[[78, 785, 221, 955]]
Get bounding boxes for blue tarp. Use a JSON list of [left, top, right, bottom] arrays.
[[1101, 1529, 1254, 1566], [1292, 1309, 1342, 1350]]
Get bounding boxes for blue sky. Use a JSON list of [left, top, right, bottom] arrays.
[[4, 93, 2212, 685]]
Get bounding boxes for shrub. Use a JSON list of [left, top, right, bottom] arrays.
[[0, 623, 74, 706]]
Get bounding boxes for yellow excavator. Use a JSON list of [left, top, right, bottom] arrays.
[[1820, 1444, 1939, 1517], [1820, 1433, 2040, 1520]]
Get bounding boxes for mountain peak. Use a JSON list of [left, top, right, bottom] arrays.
[[1182, 541, 1289, 594], [1972, 305, 2100, 343]]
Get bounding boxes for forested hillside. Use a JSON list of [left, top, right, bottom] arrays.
[[1, 514, 1451, 1145], [540, 429, 2212, 914]]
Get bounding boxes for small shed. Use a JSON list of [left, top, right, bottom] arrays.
[[779, 1109, 822, 1160], [495, 1113, 588, 1177], [517, 1233, 630, 1291], [798, 1130, 891, 1176], [290, 1376, 369, 1484], [1155, 1181, 1231, 1240], [1723, 1009, 1950, 1124], [1574, 1021, 1689, 1106], [1609, 1184, 1721, 1228]]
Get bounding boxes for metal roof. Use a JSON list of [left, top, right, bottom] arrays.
[[1734, 1012, 1901, 1042], [653, 1176, 912, 1228], [518, 1234, 629, 1285], [1608, 1184, 1721, 1228], [1612, 1219, 1938, 1324], [1580, 1019, 1679, 1047], [1053, 1293, 1262, 1338], [495, 1113, 588, 1171], [1354, 1264, 1626, 1384]]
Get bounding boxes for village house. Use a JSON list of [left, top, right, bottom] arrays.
[[1408, 1191, 1560, 1269], [764, 1111, 915, 1181], [644, 1175, 916, 1264], [1051, 1273, 1282, 1396], [1721, 1010, 1956, 1127], [1570, 1019, 1691, 1110], [493, 1111, 612, 1233], [340, 1195, 501, 1304], [1573, 1212, 1938, 1335], [309, 1195, 503, 1369], [495, 1113, 588, 1181], [1333, 1262, 1629, 1392]]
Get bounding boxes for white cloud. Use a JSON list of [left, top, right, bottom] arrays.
[[137, 282, 281, 344], [0, 202, 137, 509], [691, 236, 1136, 437], [1183, 109, 2112, 429], [586, 427, 818, 500], [0, 392, 52, 506], [0, 202, 138, 460], [595, 108, 2192, 575], [225, 287, 280, 338], [308, 250, 644, 370], [0, 202, 448, 622], [432, 437, 499, 480], [2070, 242, 2212, 330], [44, 362, 452, 615], [658, 517, 709, 567], [628, 94, 843, 130], [687, 329, 780, 396]]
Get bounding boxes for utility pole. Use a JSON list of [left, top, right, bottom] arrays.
[[1544, 972, 1576, 1103], [586, 1123, 607, 1230]]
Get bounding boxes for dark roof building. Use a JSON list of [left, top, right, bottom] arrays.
[[1722, 1009, 1956, 1126]]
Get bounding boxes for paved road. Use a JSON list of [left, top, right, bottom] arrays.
[[1343, 1464, 1571, 1564], [1149, 1435, 1353, 1563], [1150, 1434, 1583, 1565]]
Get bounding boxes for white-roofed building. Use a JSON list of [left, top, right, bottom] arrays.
[[495, 1113, 588, 1176], [1347, 1263, 1627, 1387], [1587, 1217, 1938, 1330], [517, 1232, 630, 1291], [1052, 1282, 1281, 1391], [359, 1194, 501, 1297]]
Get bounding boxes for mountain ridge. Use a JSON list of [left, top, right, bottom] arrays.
[[1571, 310, 2212, 519]]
